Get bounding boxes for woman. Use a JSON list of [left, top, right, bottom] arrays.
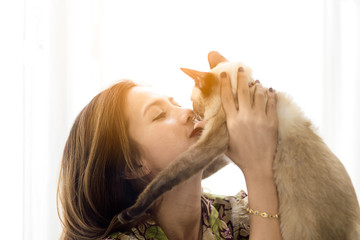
[[57, 51, 281, 240]]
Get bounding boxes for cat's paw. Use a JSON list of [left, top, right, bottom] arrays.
[[117, 210, 131, 224]]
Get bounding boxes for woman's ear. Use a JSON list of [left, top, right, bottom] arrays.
[[124, 163, 151, 180]]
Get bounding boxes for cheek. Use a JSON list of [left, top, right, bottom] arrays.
[[140, 124, 191, 171], [191, 89, 205, 117], [193, 100, 205, 118]]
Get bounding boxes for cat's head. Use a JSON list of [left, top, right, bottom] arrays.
[[180, 68, 220, 120], [181, 62, 252, 121]]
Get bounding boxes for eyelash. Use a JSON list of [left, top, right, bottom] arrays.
[[151, 100, 180, 122], [153, 112, 166, 121]]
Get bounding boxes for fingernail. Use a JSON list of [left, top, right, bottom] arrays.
[[220, 72, 227, 78], [269, 87, 274, 92], [255, 80, 260, 84], [248, 81, 254, 87], [238, 67, 244, 72]]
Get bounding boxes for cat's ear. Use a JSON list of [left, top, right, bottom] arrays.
[[180, 68, 216, 95], [208, 51, 228, 69], [181, 68, 208, 89]]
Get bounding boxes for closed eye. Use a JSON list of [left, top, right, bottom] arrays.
[[152, 112, 166, 121]]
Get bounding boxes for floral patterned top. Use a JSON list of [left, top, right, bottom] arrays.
[[104, 191, 250, 240]]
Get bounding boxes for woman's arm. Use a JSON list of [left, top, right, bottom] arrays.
[[244, 171, 281, 239], [213, 52, 281, 239]]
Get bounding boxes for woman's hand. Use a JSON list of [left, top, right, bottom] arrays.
[[208, 51, 278, 178], [208, 51, 282, 240], [220, 71, 278, 178]]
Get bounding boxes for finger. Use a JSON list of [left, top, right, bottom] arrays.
[[253, 82, 266, 115], [266, 88, 278, 122], [220, 72, 237, 118], [236, 67, 251, 111], [208, 51, 228, 69]]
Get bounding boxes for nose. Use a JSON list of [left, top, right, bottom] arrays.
[[179, 108, 194, 125]]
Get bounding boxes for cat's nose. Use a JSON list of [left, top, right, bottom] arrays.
[[180, 109, 194, 125]]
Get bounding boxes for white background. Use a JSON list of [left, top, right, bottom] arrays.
[[1, 0, 359, 238]]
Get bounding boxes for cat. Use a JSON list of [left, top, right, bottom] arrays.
[[118, 58, 360, 239]]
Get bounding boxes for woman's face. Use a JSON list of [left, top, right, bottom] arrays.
[[125, 86, 200, 175]]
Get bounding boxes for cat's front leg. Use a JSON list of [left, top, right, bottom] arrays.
[[118, 117, 228, 224]]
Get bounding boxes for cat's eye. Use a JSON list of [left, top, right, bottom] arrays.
[[153, 112, 166, 121]]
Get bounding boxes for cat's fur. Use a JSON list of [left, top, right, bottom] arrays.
[[118, 60, 360, 239]]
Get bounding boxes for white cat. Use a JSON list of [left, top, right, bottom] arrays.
[[118, 58, 360, 240]]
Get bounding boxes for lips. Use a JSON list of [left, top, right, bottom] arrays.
[[189, 127, 203, 138]]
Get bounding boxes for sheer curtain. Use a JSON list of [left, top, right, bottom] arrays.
[[1, 0, 359, 238]]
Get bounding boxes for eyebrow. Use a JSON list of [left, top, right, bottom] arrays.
[[142, 97, 174, 117]]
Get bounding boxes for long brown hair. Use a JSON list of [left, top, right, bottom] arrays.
[[57, 80, 149, 239]]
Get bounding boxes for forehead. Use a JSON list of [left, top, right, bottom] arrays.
[[126, 86, 164, 117], [128, 86, 161, 102]]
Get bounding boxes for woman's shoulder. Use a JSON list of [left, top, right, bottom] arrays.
[[203, 190, 248, 202], [202, 190, 250, 239], [202, 189, 249, 215], [103, 231, 136, 240], [104, 217, 168, 240], [105, 191, 250, 240]]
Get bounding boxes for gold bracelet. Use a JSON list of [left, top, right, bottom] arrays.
[[246, 207, 279, 219]]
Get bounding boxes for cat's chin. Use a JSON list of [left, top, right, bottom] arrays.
[[193, 120, 207, 129], [189, 127, 203, 138]]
